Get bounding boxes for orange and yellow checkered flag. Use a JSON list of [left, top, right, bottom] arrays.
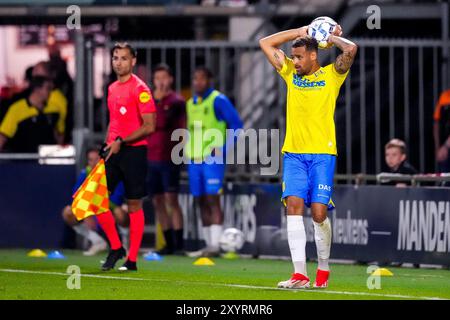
[[71, 159, 109, 221]]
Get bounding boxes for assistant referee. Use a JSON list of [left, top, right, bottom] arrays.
[[99, 42, 156, 272]]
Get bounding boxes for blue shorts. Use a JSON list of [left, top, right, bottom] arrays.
[[147, 161, 180, 195], [282, 153, 336, 210], [188, 162, 225, 196]]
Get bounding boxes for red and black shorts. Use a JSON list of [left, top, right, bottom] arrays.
[[105, 145, 147, 200]]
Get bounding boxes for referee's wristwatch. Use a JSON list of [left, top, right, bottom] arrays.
[[115, 136, 123, 144]]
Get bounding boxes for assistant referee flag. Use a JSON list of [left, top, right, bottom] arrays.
[[71, 159, 109, 221]]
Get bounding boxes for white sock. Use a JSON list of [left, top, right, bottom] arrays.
[[202, 226, 212, 247], [210, 224, 223, 249], [73, 224, 104, 245], [313, 217, 332, 271], [287, 215, 307, 276]]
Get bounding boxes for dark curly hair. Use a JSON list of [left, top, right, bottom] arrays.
[[292, 37, 319, 52]]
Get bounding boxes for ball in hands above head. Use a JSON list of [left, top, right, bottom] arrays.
[[307, 16, 342, 50]]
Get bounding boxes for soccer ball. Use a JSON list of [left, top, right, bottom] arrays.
[[219, 228, 245, 253], [307, 16, 337, 49]]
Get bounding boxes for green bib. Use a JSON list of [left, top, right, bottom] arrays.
[[185, 90, 226, 160]]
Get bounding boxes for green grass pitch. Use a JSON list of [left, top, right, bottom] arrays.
[[0, 249, 448, 300]]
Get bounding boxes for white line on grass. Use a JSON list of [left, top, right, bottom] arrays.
[[0, 268, 446, 300], [400, 273, 445, 278]]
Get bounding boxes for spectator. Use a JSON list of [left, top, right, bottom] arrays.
[[382, 138, 418, 186], [48, 44, 74, 143], [0, 76, 64, 152], [0, 66, 33, 124], [433, 88, 450, 173], [146, 63, 186, 255], [32, 61, 68, 145], [61, 147, 129, 255], [0, 61, 69, 149]]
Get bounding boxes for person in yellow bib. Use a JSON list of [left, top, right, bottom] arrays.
[[185, 66, 243, 258], [0, 76, 64, 152], [260, 25, 357, 289]]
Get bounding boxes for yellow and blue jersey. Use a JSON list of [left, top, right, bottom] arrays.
[[278, 57, 349, 209], [278, 57, 348, 155]]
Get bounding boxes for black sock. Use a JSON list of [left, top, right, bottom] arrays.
[[174, 229, 184, 250], [163, 229, 174, 252]]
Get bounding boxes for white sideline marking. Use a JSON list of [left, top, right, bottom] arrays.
[[401, 273, 445, 278], [0, 268, 446, 300]]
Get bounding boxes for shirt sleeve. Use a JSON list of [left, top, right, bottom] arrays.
[[0, 105, 19, 138], [213, 94, 243, 156], [135, 83, 156, 114], [330, 63, 350, 88], [173, 98, 186, 129], [433, 91, 449, 121], [213, 94, 243, 131], [277, 55, 295, 82], [54, 90, 67, 134], [72, 170, 87, 195]]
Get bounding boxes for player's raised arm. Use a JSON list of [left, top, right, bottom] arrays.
[[328, 34, 358, 74], [259, 27, 308, 71]]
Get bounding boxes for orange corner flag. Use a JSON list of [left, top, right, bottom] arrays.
[[71, 159, 109, 221]]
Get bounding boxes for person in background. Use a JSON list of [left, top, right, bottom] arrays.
[[383, 138, 418, 186], [48, 44, 74, 144], [185, 66, 243, 258], [147, 63, 186, 255], [433, 88, 450, 174], [32, 61, 68, 146], [0, 66, 33, 125], [0, 76, 63, 152]]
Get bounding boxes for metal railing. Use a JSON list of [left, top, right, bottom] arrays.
[[74, 35, 450, 177]]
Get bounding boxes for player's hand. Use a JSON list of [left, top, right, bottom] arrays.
[[332, 24, 343, 37], [327, 25, 342, 44], [104, 140, 122, 161], [437, 145, 448, 162], [297, 26, 309, 39]]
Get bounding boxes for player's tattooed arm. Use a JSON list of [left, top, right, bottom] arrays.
[[272, 50, 284, 69], [328, 35, 358, 74], [259, 27, 308, 71]]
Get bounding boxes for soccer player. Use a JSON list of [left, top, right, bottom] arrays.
[[146, 63, 186, 255], [260, 25, 357, 288], [185, 67, 243, 258], [98, 42, 156, 271]]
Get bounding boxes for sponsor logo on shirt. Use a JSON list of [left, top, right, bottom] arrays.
[[293, 74, 326, 88], [139, 91, 151, 103], [119, 106, 127, 115]]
